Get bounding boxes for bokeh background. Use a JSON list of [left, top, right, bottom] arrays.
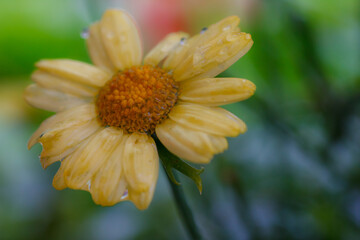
[[0, 0, 359, 239]]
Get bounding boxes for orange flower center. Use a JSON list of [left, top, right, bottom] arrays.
[[96, 65, 179, 134]]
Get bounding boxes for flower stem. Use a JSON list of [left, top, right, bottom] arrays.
[[155, 139, 202, 240], [167, 171, 202, 240]]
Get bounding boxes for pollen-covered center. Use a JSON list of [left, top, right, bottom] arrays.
[[96, 65, 179, 134]]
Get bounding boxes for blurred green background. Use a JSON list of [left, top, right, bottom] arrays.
[[0, 0, 359, 239]]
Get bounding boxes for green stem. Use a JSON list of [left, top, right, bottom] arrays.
[[167, 171, 202, 240], [156, 139, 202, 240]]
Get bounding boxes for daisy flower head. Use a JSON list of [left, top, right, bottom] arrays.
[[25, 9, 255, 209]]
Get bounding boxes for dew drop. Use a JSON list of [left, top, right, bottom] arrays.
[[200, 27, 208, 34], [121, 189, 128, 200], [87, 180, 91, 191], [180, 37, 186, 45], [81, 28, 89, 39]]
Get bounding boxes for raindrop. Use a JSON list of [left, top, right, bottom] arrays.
[[121, 190, 128, 200], [81, 28, 89, 39], [180, 37, 186, 45], [200, 27, 208, 34], [87, 180, 91, 190]]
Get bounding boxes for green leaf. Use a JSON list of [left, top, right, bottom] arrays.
[[155, 138, 204, 193]]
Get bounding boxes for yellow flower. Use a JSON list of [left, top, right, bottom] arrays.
[[25, 9, 255, 209]]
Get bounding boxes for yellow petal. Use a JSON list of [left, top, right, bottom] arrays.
[[42, 146, 80, 171], [39, 119, 101, 169], [36, 59, 111, 87], [53, 137, 96, 191], [92, 176, 127, 206], [100, 9, 142, 70], [128, 184, 156, 210], [162, 34, 199, 70], [53, 163, 67, 190], [156, 118, 225, 164], [62, 127, 123, 190], [86, 22, 115, 73], [164, 16, 253, 81], [28, 103, 97, 149], [209, 135, 228, 154], [179, 78, 256, 106], [24, 84, 89, 112], [164, 16, 239, 70], [144, 32, 189, 66], [169, 103, 246, 137], [123, 133, 159, 192], [90, 134, 129, 206], [32, 70, 98, 97]]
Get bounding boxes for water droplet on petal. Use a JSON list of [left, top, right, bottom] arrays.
[[121, 189, 128, 200], [180, 37, 186, 45], [87, 180, 91, 190], [200, 27, 208, 34], [81, 28, 89, 39]]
